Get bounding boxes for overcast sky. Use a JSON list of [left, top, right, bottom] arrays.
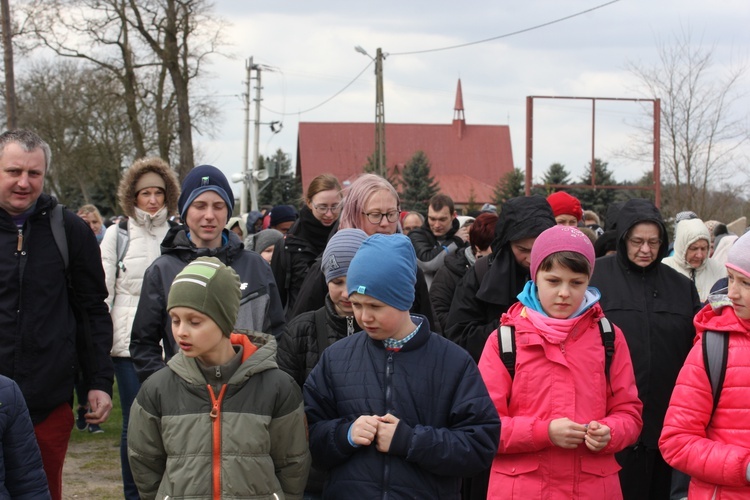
[[195, 0, 749, 193]]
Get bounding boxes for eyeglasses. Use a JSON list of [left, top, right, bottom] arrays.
[[311, 202, 341, 215], [363, 210, 400, 225], [628, 237, 662, 249]]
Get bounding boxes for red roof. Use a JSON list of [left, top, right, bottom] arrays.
[[295, 81, 514, 206]]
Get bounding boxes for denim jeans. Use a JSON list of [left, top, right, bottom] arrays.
[[114, 357, 142, 500]]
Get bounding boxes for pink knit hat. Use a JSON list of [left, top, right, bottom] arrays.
[[530, 225, 596, 280], [726, 231, 750, 278]]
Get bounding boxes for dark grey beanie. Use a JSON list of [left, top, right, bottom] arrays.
[[321, 229, 368, 283]]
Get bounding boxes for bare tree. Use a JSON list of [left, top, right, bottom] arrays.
[[23, 0, 228, 179], [625, 29, 749, 219]]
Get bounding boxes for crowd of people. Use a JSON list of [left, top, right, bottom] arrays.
[[1, 128, 749, 499]]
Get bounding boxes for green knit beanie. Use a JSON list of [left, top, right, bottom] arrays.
[[167, 257, 241, 337]]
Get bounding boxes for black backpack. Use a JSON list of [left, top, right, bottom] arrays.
[[498, 317, 616, 383], [702, 330, 729, 423]]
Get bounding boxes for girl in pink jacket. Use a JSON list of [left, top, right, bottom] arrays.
[[478, 225, 643, 499], [659, 231, 750, 499]]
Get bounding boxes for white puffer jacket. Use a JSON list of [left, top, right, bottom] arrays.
[[102, 207, 171, 357]]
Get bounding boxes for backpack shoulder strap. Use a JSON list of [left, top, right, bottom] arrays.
[[49, 204, 68, 270], [115, 219, 130, 278], [598, 317, 615, 382], [314, 307, 330, 353], [703, 330, 729, 419], [497, 324, 516, 378]]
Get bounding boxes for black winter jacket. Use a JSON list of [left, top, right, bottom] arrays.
[[430, 247, 474, 334], [590, 198, 700, 447], [304, 315, 499, 499], [0, 375, 50, 498], [130, 225, 286, 382], [271, 206, 334, 316], [445, 196, 555, 363], [0, 195, 113, 423]]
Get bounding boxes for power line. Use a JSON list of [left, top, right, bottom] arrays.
[[262, 60, 374, 116], [390, 0, 621, 56]]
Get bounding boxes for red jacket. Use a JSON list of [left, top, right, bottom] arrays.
[[478, 302, 642, 500], [659, 304, 750, 499]]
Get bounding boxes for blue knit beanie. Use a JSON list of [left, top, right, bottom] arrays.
[[178, 165, 235, 221], [322, 229, 368, 283], [347, 233, 416, 311], [270, 205, 298, 227]]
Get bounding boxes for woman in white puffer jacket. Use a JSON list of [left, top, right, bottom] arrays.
[[100, 157, 180, 500]]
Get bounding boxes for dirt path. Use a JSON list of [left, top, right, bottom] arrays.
[[63, 435, 122, 499]]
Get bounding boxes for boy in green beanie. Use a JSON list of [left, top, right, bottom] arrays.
[[128, 257, 310, 499]]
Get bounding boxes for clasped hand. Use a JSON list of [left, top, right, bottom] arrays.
[[548, 418, 610, 452], [350, 413, 400, 453]]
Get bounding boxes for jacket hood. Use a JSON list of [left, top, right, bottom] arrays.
[[672, 218, 711, 272], [118, 157, 180, 218], [615, 198, 669, 271], [161, 224, 244, 263], [694, 302, 750, 337], [490, 196, 555, 254], [167, 331, 279, 385]]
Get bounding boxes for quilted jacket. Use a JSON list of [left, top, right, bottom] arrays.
[[659, 304, 750, 499], [478, 302, 643, 499]]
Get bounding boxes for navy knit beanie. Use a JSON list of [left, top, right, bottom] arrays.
[[178, 165, 235, 221], [347, 233, 416, 311], [322, 229, 368, 283], [270, 205, 298, 227]]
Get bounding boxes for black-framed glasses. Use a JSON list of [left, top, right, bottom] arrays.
[[311, 202, 341, 215], [363, 210, 400, 225]]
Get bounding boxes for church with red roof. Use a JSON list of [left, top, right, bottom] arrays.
[[295, 79, 514, 210]]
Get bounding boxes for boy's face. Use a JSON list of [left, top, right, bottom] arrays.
[[350, 293, 413, 341], [170, 307, 229, 365], [185, 190, 228, 249], [327, 276, 352, 316], [727, 268, 750, 320], [535, 261, 590, 319]]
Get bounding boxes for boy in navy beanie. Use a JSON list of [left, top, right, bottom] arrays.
[[304, 233, 500, 498]]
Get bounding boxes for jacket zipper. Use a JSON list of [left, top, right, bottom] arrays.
[[347, 316, 354, 336], [208, 384, 227, 500], [382, 351, 395, 499]]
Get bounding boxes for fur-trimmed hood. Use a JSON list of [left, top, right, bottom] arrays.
[[118, 157, 180, 218]]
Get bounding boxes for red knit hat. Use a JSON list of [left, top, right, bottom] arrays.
[[547, 191, 583, 221]]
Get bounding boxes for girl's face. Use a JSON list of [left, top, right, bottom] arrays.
[[359, 190, 399, 236], [308, 189, 341, 227], [327, 276, 352, 316], [536, 261, 590, 319], [727, 268, 750, 320]]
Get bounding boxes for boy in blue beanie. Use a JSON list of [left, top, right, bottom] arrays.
[[304, 233, 500, 498]]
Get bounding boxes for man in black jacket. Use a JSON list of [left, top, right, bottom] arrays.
[[0, 130, 114, 499], [590, 198, 700, 500], [408, 194, 469, 289]]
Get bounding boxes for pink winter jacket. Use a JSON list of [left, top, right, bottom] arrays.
[[478, 302, 642, 500], [659, 304, 750, 499]]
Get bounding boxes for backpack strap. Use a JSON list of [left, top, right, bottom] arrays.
[[598, 317, 615, 382], [49, 204, 68, 270], [498, 325, 516, 378], [497, 317, 615, 384], [702, 330, 729, 421], [115, 219, 130, 278], [314, 307, 330, 353]]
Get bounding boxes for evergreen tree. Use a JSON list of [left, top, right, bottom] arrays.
[[493, 167, 525, 205], [258, 149, 302, 208], [571, 159, 625, 216], [531, 163, 571, 196], [400, 151, 439, 212], [466, 188, 479, 214]]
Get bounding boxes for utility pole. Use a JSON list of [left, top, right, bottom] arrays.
[[241, 58, 252, 215], [374, 48, 386, 178], [1, 0, 16, 130], [241, 58, 262, 214], [251, 63, 262, 213]]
